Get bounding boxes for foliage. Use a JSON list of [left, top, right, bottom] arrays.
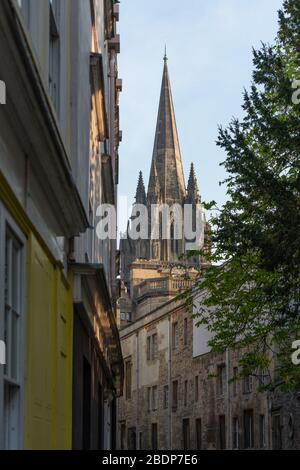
[[188, 0, 300, 389]]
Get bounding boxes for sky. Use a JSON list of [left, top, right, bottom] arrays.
[[118, 0, 284, 231]]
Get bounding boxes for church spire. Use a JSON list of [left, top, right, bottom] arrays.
[[135, 171, 147, 205], [147, 54, 186, 204], [164, 45, 168, 62], [187, 163, 200, 201]]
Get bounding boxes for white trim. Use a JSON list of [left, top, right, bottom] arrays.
[[0, 204, 26, 450]]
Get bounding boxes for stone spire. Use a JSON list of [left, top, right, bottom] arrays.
[[187, 163, 200, 201], [135, 171, 147, 205], [147, 55, 186, 204]]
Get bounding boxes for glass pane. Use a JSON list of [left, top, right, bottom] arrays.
[[4, 383, 20, 450], [4, 306, 10, 377], [11, 312, 19, 381], [12, 241, 20, 312], [5, 236, 10, 305]]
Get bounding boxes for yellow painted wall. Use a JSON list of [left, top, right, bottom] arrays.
[[25, 235, 73, 449], [0, 173, 73, 449]]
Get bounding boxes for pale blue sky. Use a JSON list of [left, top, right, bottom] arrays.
[[118, 0, 283, 230]]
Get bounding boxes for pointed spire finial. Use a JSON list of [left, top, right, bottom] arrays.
[[164, 45, 168, 62], [187, 163, 200, 200], [135, 171, 147, 205]]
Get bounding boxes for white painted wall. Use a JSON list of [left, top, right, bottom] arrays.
[[192, 291, 214, 357]]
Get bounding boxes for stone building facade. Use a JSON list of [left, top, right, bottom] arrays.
[[117, 53, 300, 451], [118, 291, 273, 450]]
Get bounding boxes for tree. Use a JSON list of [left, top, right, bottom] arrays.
[[189, 0, 300, 389]]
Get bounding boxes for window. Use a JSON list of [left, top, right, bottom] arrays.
[[196, 419, 202, 450], [163, 385, 169, 409], [139, 432, 142, 450], [121, 312, 131, 322], [49, 0, 60, 114], [0, 212, 25, 450], [147, 387, 151, 412], [172, 322, 179, 350], [243, 375, 253, 394], [147, 337, 151, 360], [120, 423, 126, 450], [127, 427, 136, 450], [272, 413, 282, 450], [259, 415, 266, 448], [125, 359, 132, 400], [195, 376, 199, 402], [233, 418, 239, 449], [244, 410, 254, 449], [183, 419, 190, 450], [147, 333, 158, 361], [233, 367, 238, 396], [219, 415, 226, 449], [258, 369, 269, 388], [98, 384, 103, 449], [184, 380, 188, 407], [172, 380, 178, 410], [151, 423, 158, 450], [82, 358, 91, 449], [152, 386, 158, 411], [147, 386, 158, 411], [217, 364, 226, 396], [183, 318, 188, 346]]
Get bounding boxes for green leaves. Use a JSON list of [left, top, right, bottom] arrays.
[[189, 0, 300, 389]]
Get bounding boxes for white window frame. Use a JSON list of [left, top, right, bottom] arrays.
[[0, 204, 26, 450], [243, 374, 253, 394]]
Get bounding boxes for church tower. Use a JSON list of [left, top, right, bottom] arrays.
[[120, 53, 204, 288]]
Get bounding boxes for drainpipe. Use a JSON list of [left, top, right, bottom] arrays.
[[226, 348, 231, 449]]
